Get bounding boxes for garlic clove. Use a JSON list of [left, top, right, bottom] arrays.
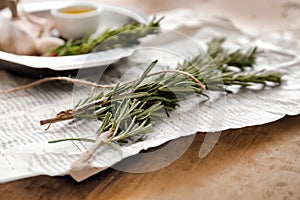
[[35, 37, 65, 56], [24, 13, 55, 37]]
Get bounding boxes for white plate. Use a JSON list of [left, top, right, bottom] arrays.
[[0, 1, 147, 76]]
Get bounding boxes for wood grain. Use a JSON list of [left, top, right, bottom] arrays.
[[0, 116, 299, 200], [1, 0, 300, 199]]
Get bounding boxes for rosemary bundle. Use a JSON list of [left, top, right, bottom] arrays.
[[46, 17, 163, 56], [41, 38, 281, 166]]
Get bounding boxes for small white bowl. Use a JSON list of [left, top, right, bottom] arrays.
[[51, 3, 102, 39]]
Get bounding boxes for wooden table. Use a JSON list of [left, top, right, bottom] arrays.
[[1, 0, 300, 199]]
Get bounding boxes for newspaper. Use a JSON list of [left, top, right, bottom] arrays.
[[1, 9, 300, 183]]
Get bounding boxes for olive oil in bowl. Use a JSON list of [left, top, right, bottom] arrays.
[[51, 4, 102, 39], [59, 6, 96, 14]]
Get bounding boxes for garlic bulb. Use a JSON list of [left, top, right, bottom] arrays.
[[0, 1, 38, 55], [0, 0, 63, 56], [0, 17, 37, 55]]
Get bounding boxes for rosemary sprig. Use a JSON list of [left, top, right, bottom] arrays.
[[207, 38, 257, 72], [42, 38, 282, 129], [41, 38, 282, 166], [46, 17, 163, 56]]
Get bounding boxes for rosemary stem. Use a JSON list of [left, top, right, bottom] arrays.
[[74, 97, 108, 113], [40, 109, 73, 125], [39, 115, 74, 126], [146, 69, 206, 90]]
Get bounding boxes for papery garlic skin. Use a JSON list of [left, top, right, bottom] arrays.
[[0, 18, 37, 55]]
